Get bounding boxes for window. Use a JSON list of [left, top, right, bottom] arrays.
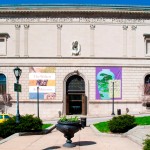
[[144, 74, 150, 95], [0, 74, 6, 94], [0, 33, 10, 55], [66, 75, 85, 92], [146, 40, 150, 55]]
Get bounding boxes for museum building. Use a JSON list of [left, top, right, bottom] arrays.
[[0, 2, 150, 119]]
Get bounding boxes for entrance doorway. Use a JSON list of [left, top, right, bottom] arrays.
[[66, 75, 86, 115]]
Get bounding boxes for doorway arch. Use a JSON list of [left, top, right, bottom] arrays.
[[63, 71, 87, 115]]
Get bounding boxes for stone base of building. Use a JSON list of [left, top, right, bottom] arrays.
[[4, 101, 150, 120]]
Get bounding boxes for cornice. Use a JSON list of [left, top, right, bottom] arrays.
[[0, 8, 149, 14], [0, 5, 150, 14], [0, 8, 150, 19], [1, 57, 150, 67], [0, 5, 150, 20]]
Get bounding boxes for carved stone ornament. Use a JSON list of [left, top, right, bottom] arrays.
[[131, 25, 137, 30], [15, 24, 21, 29], [71, 41, 81, 56], [90, 24, 95, 30], [123, 25, 128, 30], [57, 24, 62, 29], [24, 24, 29, 29]]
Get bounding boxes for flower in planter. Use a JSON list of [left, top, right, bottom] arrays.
[[59, 116, 79, 123]]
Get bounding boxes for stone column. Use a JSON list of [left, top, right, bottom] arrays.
[[15, 24, 21, 57], [90, 24, 95, 57], [24, 24, 29, 57], [122, 25, 128, 57], [131, 25, 137, 57], [57, 24, 62, 57]]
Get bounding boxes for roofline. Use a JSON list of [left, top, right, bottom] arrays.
[[0, 4, 150, 11], [0, 4, 149, 15]]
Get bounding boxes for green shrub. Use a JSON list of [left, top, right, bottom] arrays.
[[108, 115, 137, 133], [143, 135, 150, 150], [0, 114, 43, 138]]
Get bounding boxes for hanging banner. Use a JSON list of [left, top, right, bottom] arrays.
[[96, 67, 122, 100], [29, 67, 56, 100]]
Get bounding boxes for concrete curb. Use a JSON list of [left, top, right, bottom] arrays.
[[0, 133, 19, 144], [90, 124, 123, 137], [19, 125, 56, 136], [91, 124, 150, 147], [124, 125, 150, 146], [0, 125, 56, 144], [124, 125, 150, 136]]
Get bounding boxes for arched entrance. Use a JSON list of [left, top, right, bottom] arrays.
[[66, 75, 86, 115]]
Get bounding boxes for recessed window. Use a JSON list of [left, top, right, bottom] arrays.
[[146, 40, 150, 55], [144, 74, 150, 95], [0, 74, 6, 94], [0, 33, 10, 56]]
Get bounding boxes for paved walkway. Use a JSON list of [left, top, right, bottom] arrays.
[[0, 127, 142, 150], [125, 125, 150, 146]]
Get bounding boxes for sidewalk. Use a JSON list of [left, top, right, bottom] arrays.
[[0, 127, 142, 150]]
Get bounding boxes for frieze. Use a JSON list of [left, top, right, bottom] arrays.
[[0, 17, 146, 24]]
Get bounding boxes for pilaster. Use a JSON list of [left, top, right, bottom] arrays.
[[131, 25, 137, 57], [15, 24, 21, 57], [90, 24, 95, 57], [57, 24, 62, 57], [24, 24, 29, 57], [122, 25, 128, 57]]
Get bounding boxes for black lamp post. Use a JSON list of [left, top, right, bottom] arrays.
[[13, 66, 22, 123], [111, 81, 115, 115]]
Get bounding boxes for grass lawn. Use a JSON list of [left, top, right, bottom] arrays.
[[42, 124, 53, 130], [135, 116, 150, 125], [94, 115, 150, 133], [94, 122, 110, 133]]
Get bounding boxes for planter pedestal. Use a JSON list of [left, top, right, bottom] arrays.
[[56, 121, 81, 148]]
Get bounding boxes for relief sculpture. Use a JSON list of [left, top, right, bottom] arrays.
[[72, 41, 81, 56]]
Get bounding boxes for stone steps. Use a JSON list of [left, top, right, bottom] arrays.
[[124, 126, 150, 146]]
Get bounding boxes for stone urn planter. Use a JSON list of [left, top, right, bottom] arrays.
[[56, 117, 82, 148]]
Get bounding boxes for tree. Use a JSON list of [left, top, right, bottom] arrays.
[[138, 84, 150, 108], [0, 94, 12, 113]]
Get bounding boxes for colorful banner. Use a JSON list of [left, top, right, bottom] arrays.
[[96, 67, 122, 100], [29, 67, 56, 100]]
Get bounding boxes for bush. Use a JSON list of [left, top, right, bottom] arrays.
[[0, 114, 43, 138], [143, 135, 150, 150], [108, 114, 137, 133]]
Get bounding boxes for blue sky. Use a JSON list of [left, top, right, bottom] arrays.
[[0, 0, 150, 6]]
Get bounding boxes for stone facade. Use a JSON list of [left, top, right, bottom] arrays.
[[0, 66, 149, 119], [0, 6, 150, 119]]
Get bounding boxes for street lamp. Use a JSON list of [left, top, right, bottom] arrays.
[[13, 66, 22, 123], [111, 81, 115, 115]]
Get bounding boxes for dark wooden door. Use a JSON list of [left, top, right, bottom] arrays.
[[82, 94, 86, 115], [66, 75, 86, 115], [67, 94, 82, 115]]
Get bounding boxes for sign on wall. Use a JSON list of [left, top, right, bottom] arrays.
[[29, 67, 56, 100], [109, 80, 121, 98], [96, 67, 122, 100]]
